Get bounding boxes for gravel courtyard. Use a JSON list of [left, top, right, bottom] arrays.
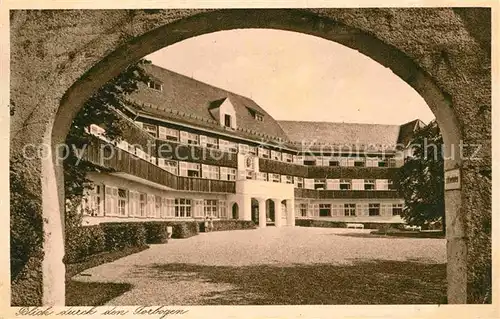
[[72, 227, 447, 305]]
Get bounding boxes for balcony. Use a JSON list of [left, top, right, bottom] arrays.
[[306, 166, 399, 179], [259, 158, 398, 179], [258, 158, 308, 177], [82, 137, 236, 193], [156, 139, 238, 168], [294, 188, 401, 199]]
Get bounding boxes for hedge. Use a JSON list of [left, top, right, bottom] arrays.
[[295, 219, 346, 228], [295, 219, 404, 230], [101, 223, 147, 251], [160, 221, 199, 238], [64, 225, 106, 264], [199, 220, 256, 232]]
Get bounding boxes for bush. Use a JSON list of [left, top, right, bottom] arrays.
[[101, 223, 147, 251], [200, 220, 256, 232], [162, 221, 199, 238], [143, 222, 170, 244], [64, 225, 106, 264], [295, 219, 346, 228]]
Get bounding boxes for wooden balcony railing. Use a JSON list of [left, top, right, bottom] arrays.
[[259, 157, 399, 179], [294, 188, 401, 199], [258, 158, 309, 177], [156, 139, 238, 168], [82, 138, 236, 193]]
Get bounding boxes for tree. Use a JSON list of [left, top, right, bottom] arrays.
[[395, 120, 445, 232], [64, 59, 151, 204]]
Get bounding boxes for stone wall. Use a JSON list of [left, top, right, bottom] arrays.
[[10, 8, 491, 304]]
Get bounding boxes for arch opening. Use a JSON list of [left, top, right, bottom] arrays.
[[45, 9, 466, 305]]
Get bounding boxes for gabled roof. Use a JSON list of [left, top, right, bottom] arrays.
[[398, 119, 426, 146], [126, 64, 289, 142], [278, 120, 402, 149]]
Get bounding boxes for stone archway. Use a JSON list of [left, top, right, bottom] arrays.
[[10, 8, 491, 305]]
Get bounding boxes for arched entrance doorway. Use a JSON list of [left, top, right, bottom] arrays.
[[10, 9, 490, 305]]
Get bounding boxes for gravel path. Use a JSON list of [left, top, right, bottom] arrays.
[[72, 227, 446, 305]]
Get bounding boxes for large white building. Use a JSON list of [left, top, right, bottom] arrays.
[[80, 64, 424, 228]]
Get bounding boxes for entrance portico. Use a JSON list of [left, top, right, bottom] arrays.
[[229, 179, 295, 228]]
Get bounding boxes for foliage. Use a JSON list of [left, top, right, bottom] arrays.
[[64, 59, 151, 203], [395, 120, 445, 230], [199, 220, 256, 232], [10, 156, 44, 281], [101, 223, 147, 251]]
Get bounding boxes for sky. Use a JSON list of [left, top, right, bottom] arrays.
[[146, 29, 435, 125]]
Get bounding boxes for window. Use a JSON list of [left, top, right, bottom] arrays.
[[329, 160, 340, 167], [159, 159, 178, 175], [218, 200, 227, 218], [219, 139, 238, 153], [220, 167, 236, 181], [299, 203, 308, 217], [270, 173, 281, 183], [376, 179, 389, 190], [179, 162, 200, 177], [340, 179, 351, 190], [319, 204, 331, 217], [364, 179, 375, 190], [255, 113, 264, 121], [202, 164, 220, 180], [204, 199, 218, 217], [314, 179, 326, 190], [364, 157, 377, 167], [148, 81, 162, 91], [293, 155, 304, 165], [339, 157, 349, 166], [180, 131, 199, 145], [128, 191, 139, 217], [369, 203, 381, 216], [224, 114, 232, 127], [344, 203, 356, 216], [82, 184, 103, 216], [147, 194, 156, 218], [175, 198, 192, 217], [258, 147, 270, 159], [104, 186, 118, 216], [143, 123, 157, 138], [159, 127, 180, 141], [282, 175, 293, 184], [282, 153, 293, 163], [239, 144, 257, 155], [302, 155, 315, 166], [294, 177, 304, 188], [354, 159, 365, 167], [392, 203, 403, 215], [388, 180, 394, 189], [378, 160, 388, 167], [117, 189, 128, 216], [271, 150, 281, 161], [200, 135, 218, 149], [154, 196, 162, 218], [257, 172, 268, 181], [162, 198, 175, 218], [139, 193, 147, 217]]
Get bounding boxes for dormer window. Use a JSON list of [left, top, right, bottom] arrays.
[[255, 113, 264, 121], [224, 114, 232, 128], [148, 81, 162, 91]]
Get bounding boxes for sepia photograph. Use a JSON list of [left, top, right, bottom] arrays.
[[4, 2, 497, 318]]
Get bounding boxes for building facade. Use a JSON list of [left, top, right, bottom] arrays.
[[80, 64, 424, 227]]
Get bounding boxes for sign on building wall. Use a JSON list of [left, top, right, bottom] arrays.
[[444, 168, 461, 190]]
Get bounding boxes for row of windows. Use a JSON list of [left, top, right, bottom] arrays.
[[81, 185, 228, 218], [134, 122, 396, 166], [297, 202, 403, 217]]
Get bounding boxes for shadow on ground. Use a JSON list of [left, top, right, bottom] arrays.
[[66, 281, 132, 306], [152, 260, 446, 305]]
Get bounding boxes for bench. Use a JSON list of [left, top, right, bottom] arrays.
[[346, 223, 364, 229]]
